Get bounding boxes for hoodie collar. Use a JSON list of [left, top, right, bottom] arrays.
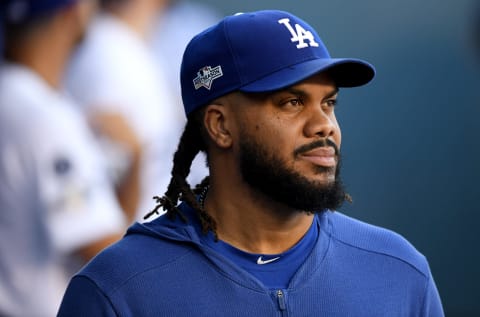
[[126, 202, 204, 245]]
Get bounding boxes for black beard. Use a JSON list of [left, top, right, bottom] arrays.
[[239, 137, 347, 213]]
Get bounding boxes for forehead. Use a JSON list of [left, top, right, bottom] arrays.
[[241, 72, 337, 101], [285, 71, 337, 89], [215, 71, 338, 109]]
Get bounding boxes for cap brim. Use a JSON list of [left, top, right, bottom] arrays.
[[240, 58, 375, 92]]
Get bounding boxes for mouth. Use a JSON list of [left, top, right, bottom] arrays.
[[298, 147, 337, 167]]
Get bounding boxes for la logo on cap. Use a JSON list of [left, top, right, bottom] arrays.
[[193, 65, 223, 90], [278, 18, 319, 49]]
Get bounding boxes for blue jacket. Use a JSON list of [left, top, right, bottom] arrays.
[[58, 204, 444, 316]]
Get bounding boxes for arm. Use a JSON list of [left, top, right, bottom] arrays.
[[57, 276, 117, 317], [90, 112, 142, 223]]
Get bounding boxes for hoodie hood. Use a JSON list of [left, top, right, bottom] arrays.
[[126, 202, 209, 247], [125, 202, 273, 290]]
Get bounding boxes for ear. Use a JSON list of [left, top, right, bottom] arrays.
[[203, 104, 233, 149]]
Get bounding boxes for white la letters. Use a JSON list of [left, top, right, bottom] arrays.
[[278, 18, 319, 49]]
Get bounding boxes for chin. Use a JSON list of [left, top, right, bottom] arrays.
[[308, 170, 336, 184]]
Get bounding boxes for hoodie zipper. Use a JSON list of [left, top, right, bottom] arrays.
[[276, 289, 286, 311]]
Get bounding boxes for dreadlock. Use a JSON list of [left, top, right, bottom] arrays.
[[144, 109, 218, 238]]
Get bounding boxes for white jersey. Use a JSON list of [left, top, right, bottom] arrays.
[[0, 63, 126, 317], [152, 0, 221, 98], [66, 13, 191, 220]]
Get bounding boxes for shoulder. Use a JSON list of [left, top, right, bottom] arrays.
[[71, 16, 146, 75], [76, 221, 196, 294], [0, 65, 49, 113], [0, 66, 76, 146], [325, 212, 429, 277]]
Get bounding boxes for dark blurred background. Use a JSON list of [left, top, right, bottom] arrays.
[[201, 0, 480, 315]]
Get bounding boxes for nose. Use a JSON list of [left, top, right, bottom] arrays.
[[303, 106, 338, 139]]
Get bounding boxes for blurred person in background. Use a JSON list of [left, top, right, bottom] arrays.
[[0, 0, 132, 315], [66, 0, 188, 221], [150, 0, 219, 189]]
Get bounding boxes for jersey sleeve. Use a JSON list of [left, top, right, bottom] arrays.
[[35, 104, 127, 254], [57, 276, 117, 317]]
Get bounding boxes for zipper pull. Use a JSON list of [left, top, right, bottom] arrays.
[[276, 289, 286, 311]]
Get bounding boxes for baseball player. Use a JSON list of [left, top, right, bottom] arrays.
[[65, 0, 196, 220], [0, 0, 130, 315], [58, 10, 444, 316]]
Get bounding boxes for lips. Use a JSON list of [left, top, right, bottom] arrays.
[[298, 147, 337, 167]]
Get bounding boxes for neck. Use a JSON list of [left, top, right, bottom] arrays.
[[203, 176, 314, 254], [6, 25, 75, 89]]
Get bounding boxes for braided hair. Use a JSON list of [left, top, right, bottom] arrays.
[[143, 109, 218, 238]]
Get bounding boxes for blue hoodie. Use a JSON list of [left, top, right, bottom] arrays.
[[58, 204, 444, 316]]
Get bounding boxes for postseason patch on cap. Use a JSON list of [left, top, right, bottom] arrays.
[[193, 65, 223, 90]]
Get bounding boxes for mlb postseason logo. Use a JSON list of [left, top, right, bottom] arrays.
[[278, 18, 319, 49], [193, 65, 223, 90]]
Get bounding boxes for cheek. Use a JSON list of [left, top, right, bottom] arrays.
[[241, 115, 282, 144], [257, 114, 295, 138], [333, 118, 342, 149], [257, 117, 301, 156]]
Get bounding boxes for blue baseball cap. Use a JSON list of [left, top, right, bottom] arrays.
[[1, 0, 77, 24], [180, 10, 375, 116]]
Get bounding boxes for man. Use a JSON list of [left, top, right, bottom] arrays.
[[58, 10, 444, 316], [65, 0, 191, 220], [0, 1, 131, 315]]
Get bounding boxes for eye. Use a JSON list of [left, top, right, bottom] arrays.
[[325, 98, 338, 108], [283, 98, 304, 108]]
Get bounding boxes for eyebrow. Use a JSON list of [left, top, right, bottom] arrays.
[[280, 87, 339, 99]]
